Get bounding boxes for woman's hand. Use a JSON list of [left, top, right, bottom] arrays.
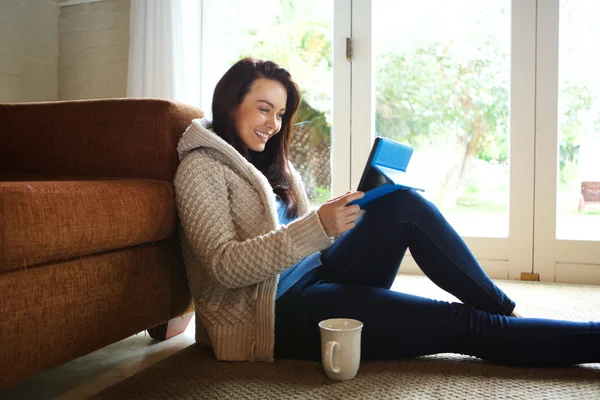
[[317, 191, 365, 237]]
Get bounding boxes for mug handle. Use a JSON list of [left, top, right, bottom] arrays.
[[324, 341, 341, 374]]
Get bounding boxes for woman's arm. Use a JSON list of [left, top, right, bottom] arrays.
[[175, 152, 332, 289]]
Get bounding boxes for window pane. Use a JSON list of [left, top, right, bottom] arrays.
[[557, 0, 600, 240], [373, 0, 511, 237], [201, 0, 333, 206]]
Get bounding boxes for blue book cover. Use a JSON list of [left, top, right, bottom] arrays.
[[349, 137, 424, 207]]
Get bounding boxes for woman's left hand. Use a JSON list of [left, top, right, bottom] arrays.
[[317, 191, 364, 237]]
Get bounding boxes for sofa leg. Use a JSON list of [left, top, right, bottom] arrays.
[[147, 312, 194, 340]]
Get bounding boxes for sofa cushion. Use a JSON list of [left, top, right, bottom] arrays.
[[0, 177, 176, 273], [0, 99, 203, 181], [0, 242, 174, 389]]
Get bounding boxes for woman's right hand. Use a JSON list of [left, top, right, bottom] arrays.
[[317, 191, 365, 237]]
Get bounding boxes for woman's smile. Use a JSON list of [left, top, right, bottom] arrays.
[[233, 77, 287, 152], [255, 129, 271, 141]]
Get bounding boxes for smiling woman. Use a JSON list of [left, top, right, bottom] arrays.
[[233, 78, 288, 152], [198, 0, 334, 205], [208, 57, 302, 218], [172, 55, 600, 370]]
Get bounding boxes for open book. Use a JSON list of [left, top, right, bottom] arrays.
[[349, 137, 424, 207]]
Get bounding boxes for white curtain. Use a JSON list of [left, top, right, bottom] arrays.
[[127, 0, 202, 107]]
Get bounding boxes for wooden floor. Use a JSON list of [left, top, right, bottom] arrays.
[[0, 318, 197, 400]]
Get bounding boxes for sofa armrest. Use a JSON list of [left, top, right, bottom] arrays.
[[0, 98, 204, 181]]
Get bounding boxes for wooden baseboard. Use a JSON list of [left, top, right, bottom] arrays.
[[520, 272, 540, 281]]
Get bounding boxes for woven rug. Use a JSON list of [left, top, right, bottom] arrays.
[[92, 277, 600, 399]]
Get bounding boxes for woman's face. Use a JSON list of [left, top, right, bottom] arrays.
[[233, 77, 287, 152]]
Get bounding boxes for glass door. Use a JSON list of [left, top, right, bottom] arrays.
[[534, 0, 600, 283], [199, 0, 351, 207], [194, 0, 600, 283], [351, 0, 537, 279]]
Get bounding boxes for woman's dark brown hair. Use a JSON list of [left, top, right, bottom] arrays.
[[211, 57, 301, 217]]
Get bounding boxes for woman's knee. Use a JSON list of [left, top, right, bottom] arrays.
[[364, 190, 436, 221]]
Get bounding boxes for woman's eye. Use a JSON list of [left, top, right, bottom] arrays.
[[277, 113, 284, 119], [260, 108, 269, 113]]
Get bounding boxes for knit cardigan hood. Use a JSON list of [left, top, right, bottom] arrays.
[[174, 119, 332, 362]]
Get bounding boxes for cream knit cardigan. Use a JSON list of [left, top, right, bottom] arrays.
[[174, 119, 333, 362]]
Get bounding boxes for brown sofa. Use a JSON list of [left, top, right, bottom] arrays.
[[0, 98, 203, 390]]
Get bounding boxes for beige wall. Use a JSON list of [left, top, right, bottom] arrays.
[[0, 0, 59, 103], [0, 0, 130, 103], [59, 0, 130, 100]]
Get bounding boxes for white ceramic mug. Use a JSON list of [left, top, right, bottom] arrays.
[[318, 318, 363, 381]]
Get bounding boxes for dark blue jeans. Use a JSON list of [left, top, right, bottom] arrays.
[[275, 190, 600, 366]]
